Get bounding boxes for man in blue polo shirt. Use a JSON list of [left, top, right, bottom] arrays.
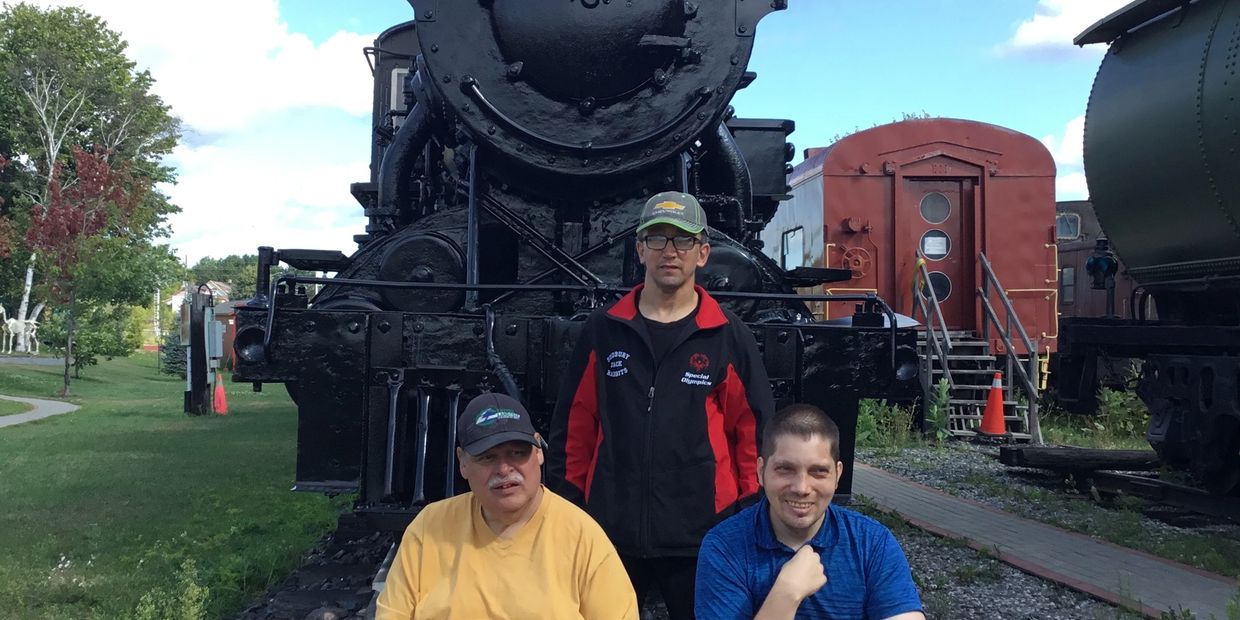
[[695, 404, 924, 620]]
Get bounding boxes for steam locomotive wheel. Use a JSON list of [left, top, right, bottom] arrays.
[[1198, 416, 1240, 495]]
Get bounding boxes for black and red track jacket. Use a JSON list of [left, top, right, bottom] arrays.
[[547, 285, 775, 558]]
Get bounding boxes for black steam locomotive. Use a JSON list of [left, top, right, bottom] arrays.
[[1057, 0, 1240, 494], [232, 1, 918, 530]]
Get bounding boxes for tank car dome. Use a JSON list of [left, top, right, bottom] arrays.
[[491, 1, 685, 101]]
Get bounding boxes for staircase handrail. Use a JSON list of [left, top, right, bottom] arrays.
[[977, 252, 1043, 444], [915, 251, 955, 390]]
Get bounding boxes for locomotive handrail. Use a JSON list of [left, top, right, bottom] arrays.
[[977, 252, 1043, 444], [460, 77, 712, 153], [914, 250, 956, 392], [257, 274, 904, 375]]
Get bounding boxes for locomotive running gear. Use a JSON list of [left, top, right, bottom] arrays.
[[376, 488, 637, 620], [637, 191, 707, 235], [695, 497, 923, 620], [457, 392, 539, 456], [548, 285, 775, 557]]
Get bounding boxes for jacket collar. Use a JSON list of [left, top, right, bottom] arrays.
[[607, 284, 728, 329]]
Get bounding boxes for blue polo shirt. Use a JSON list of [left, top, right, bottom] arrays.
[[695, 496, 922, 619]]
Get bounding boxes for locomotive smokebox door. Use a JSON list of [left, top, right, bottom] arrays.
[[412, 0, 786, 179]]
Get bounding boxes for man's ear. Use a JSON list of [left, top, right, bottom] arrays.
[[757, 456, 766, 488], [457, 447, 468, 477], [835, 459, 845, 485]]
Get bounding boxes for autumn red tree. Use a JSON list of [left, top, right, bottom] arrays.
[[25, 144, 146, 395]]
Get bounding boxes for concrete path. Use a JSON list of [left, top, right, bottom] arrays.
[[853, 463, 1238, 619], [0, 394, 79, 428], [0, 356, 62, 366]]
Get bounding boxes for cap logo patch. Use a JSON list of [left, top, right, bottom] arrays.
[[475, 408, 521, 426], [655, 200, 686, 211]]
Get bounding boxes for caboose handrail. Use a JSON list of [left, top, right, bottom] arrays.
[[915, 250, 955, 392], [977, 252, 1043, 444]]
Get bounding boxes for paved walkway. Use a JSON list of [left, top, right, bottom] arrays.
[[853, 463, 1238, 619], [0, 394, 78, 428], [0, 356, 62, 366]]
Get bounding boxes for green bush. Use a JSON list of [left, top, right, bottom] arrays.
[[857, 399, 919, 452], [160, 329, 186, 378]]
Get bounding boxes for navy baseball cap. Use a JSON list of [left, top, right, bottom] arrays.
[[457, 393, 539, 456]]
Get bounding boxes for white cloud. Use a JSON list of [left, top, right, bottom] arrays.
[[998, 0, 1132, 60], [1042, 115, 1088, 200], [40, 0, 375, 133], [37, 1, 380, 264]]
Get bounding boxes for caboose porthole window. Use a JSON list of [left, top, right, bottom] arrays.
[[781, 227, 805, 270], [921, 271, 952, 302], [919, 192, 951, 224], [1056, 213, 1081, 240], [920, 229, 951, 261]]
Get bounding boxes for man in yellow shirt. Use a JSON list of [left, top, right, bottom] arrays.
[[376, 393, 638, 620]]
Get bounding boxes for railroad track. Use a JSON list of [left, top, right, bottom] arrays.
[[999, 445, 1240, 522]]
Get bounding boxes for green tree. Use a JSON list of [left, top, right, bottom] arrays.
[[0, 3, 180, 349], [188, 254, 260, 298]]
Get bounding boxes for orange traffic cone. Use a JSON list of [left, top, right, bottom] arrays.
[[978, 372, 1006, 436], [213, 375, 229, 415]]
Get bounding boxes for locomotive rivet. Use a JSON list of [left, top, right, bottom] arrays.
[[424, 10, 434, 19], [304, 321, 316, 332], [644, 149, 653, 156], [442, 75, 452, 83], [731, 55, 740, 65], [516, 144, 525, 152], [413, 322, 424, 332], [347, 321, 360, 334], [430, 44, 439, 53], [582, 159, 590, 167], [378, 321, 391, 333], [488, 125, 497, 135], [738, 26, 747, 34], [673, 133, 683, 141], [778, 331, 790, 344], [697, 112, 706, 120], [615, 157, 623, 164], [463, 103, 471, 112], [506, 324, 518, 336]]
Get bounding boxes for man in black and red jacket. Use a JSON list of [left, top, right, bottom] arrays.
[[548, 191, 775, 620]]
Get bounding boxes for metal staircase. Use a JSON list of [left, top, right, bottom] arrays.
[[915, 252, 1042, 442]]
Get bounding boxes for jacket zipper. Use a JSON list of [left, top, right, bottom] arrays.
[[640, 382, 654, 554]]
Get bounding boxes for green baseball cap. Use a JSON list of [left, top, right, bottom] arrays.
[[637, 191, 706, 235]]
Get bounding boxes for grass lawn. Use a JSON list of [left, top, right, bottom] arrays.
[[0, 353, 345, 619], [0, 397, 33, 416]]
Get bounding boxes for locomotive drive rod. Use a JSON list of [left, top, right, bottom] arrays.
[[445, 388, 462, 497], [412, 388, 431, 504], [383, 370, 405, 497]]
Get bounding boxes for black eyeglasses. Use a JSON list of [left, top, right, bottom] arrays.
[[641, 234, 701, 251]]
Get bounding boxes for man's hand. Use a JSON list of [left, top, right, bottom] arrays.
[[755, 545, 827, 620], [777, 545, 827, 600]]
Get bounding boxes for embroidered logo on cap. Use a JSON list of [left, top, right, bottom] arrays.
[[655, 200, 687, 211], [475, 408, 521, 426]]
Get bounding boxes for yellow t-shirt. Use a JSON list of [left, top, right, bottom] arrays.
[[375, 487, 637, 620]]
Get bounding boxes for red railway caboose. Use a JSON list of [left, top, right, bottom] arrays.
[[763, 118, 1059, 357]]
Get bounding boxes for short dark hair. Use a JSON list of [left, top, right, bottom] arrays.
[[760, 403, 840, 461]]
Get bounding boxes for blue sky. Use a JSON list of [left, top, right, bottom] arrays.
[[45, 0, 1125, 264]]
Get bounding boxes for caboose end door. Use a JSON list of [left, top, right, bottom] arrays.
[[903, 178, 974, 330]]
